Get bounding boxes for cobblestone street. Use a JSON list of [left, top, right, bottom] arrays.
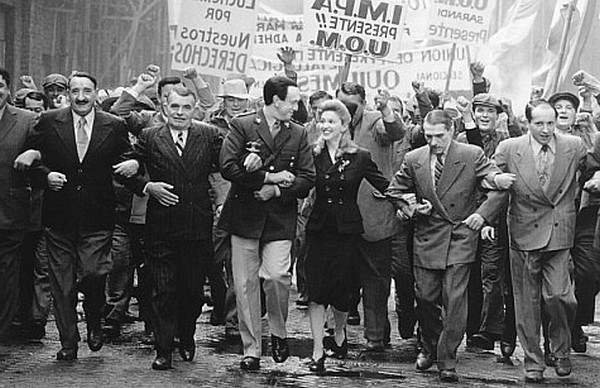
[[2, 287, 600, 388]]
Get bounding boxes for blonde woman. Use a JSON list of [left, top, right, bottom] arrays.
[[305, 100, 389, 372]]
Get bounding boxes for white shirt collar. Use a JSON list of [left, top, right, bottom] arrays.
[[170, 127, 188, 144], [529, 134, 556, 154], [72, 109, 95, 129]]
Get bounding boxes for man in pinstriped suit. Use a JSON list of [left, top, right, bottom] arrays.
[[126, 87, 226, 370]]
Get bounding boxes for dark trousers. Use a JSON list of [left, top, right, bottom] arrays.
[[415, 263, 471, 371], [391, 222, 416, 339], [147, 238, 211, 355], [477, 235, 507, 336], [466, 252, 482, 339], [45, 227, 113, 350], [293, 209, 309, 298], [208, 227, 228, 324], [358, 237, 392, 343], [105, 223, 135, 325], [0, 229, 25, 337], [16, 231, 51, 326]]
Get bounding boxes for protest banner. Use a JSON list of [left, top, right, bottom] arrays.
[[424, 0, 495, 45], [304, 0, 406, 60], [248, 43, 471, 100], [170, 0, 257, 77]]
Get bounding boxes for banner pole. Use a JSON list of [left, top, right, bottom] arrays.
[[444, 43, 457, 95], [552, 0, 577, 95]]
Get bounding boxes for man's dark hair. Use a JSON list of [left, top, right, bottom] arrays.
[[158, 76, 183, 97], [68, 71, 97, 89], [525, 99, 557, 122], [336, 82, 366, 103], [424, 109, 453, 131], [309, 90, 332, 106], [25, 91, 50, 110], [0, 68, 10, 87], [166, 86, 197, 104], [263, 76, 297, 105]]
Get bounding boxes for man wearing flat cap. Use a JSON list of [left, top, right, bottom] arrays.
[[455, 93, 515, 354], [41, 73, 69, 109], [548, 92, 579, 136]]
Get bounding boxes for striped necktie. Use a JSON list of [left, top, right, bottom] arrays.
[[175, 131, 185, 156], [434, 154, 444, 187], [538, 144, 550, 188]]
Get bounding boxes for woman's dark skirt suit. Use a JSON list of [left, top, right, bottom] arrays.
[[305, 146, 389, 312]]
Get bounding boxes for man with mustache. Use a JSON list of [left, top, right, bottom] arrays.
[[18, 72, 133, 361]]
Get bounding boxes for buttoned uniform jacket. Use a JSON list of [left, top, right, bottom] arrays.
[[386, 140, 503, 269], [354, 110, 405, 242], [127, 121, 225, 241], [0, 105, 36, 230], [218, 110, 316, 241], [25, 107, 131, 232], [307, 147, 389, 234], [492, 133, 590, 251]]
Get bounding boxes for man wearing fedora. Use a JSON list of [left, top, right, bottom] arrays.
[[206, 78, 252, 335]]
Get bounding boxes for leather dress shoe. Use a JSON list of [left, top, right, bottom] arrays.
[[572, 326, 588, 353], [308, 353, 326, 373], [365, 340, 385, 352], [152, 354, 173, 370], [555, 357, 572, 377], [87, 327, 104, 352], [179, 345, 195, 361], [323, 332, 348, 359], [240, 356, 260, 370], [470, 332, 499, 350], [415, 351, 434, 371], [271, 335, 290, 363], [439, 368, 459, 382], [347, 311, 360, 326], [500, 341, 515, 358], [56, 348, 77, 361], [544, 350, 557, 367], [524, 370, 544, 383]]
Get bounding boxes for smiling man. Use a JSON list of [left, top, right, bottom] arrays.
[[549, 92, 579, 135], [219, 75, 315, 371], [21, 72, 132, 361]]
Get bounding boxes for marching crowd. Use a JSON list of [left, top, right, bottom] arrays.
[[2, 47, 600, 384]]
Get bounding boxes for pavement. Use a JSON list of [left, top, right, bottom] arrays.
[[2, 286, 600, 388]]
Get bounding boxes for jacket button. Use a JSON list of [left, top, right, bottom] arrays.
[[450, 203, 455, 207], [324, 174, 330, 179], [76, 185, 82, 191], [338, 186, 343, 191], [325, 186, 330, 192], [554, 222, 559, 226], [338, 199, 343, 205], [269, 166, 275, 171], [340, 174, 345, 180], [532, 207, 537, 211], [534, 224, 538, 228], [78, 169, 83, 173], [327, 198, 333, 204]]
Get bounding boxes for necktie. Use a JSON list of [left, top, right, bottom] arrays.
[[538, 144, 550, 188], [271, 121, 280, 139], [434, 154, 444, 187], [175, 131, 185, 156], [76, 116, 89, 162]]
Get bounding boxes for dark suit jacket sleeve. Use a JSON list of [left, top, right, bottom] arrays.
[[478, 141, 509, 224], [219, 118, 267, 190], [372, 114, 406, 146], [125, 127, 151, 196], [279, 128, 315, 201], [362, 150, 390, 194], [111, 117, 138, 187], [24, 114, 52, 188], [110, 90, 153, 136]]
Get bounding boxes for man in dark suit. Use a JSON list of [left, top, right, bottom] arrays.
[[219, 75, 315, 370], [19, 72, 132, 361], [0, 68, 37, 340], [386, 110, 513, 382], [126, 87, 225, 370]]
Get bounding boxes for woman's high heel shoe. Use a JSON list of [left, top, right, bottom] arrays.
[[308, 353, 326, 372]]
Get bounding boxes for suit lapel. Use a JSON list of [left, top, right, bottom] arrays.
[[181, 125, 201, 178], [83, 110, 111, 162], [513, 140, 551, 203], [414, 148, 451, 221], [0, 105, 18, 144], [54, 109, 79, 163], [255, 110, 274, 153], [436, 141, 465, 199], [157, 125, 186, 171], [546, 136, 574, 202]]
